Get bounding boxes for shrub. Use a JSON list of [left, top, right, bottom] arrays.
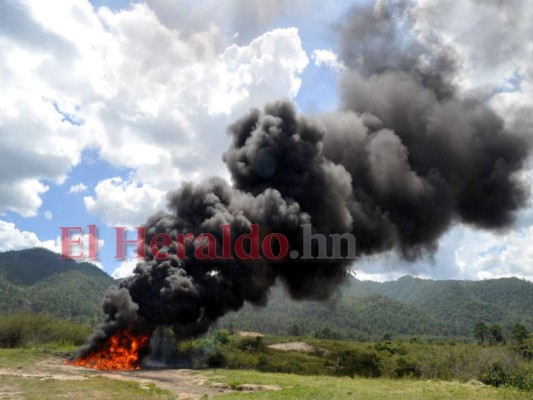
[[0, 313, 89, 347], [238, 336, 265, 352], [332, 350, 381, 378], [394, 357, 421, 378], [212, 329, 230, 345], [256, 355, 272, 372], [207, 349, 227, 368], [479, 360, 533, 391], [517, 337, 533, 360], [507, 364, 533, 391], [480, 361, 508, 387]]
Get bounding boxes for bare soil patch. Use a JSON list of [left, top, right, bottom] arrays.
[[268, 341, 326, 354], [0, 356, 230, 399], [235, 331, 264, 337]]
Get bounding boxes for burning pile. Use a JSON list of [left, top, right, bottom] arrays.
[[68, 328, 150, 370], [69, 1, 531, 370]]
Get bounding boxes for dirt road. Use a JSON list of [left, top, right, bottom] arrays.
[[0, 356, 231, 399]]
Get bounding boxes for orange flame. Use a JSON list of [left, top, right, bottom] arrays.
[[67, 327, 150, 371]]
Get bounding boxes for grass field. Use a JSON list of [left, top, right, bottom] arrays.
[[202, 369, 533, 400], [0, 348, 174, 400], [1, 348, 531, 399], [0, 375, 174, 400], [0, 348, 54, 368]]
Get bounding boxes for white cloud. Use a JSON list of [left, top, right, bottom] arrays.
[[358, 220, 533, 282], [453, 227, 533, 281], [68, 183, 88, 194], [76, 4, 307, 224], [146, 0, 343, 44], [0, 1, 93, 216], [0, 220, 105, 269], [414, 0, 533, 89], [84, 177, 166, 227], [0, 180, 49, 217], [0, 1, 309, 218], [111, 258, 142, 279], [85, 10, 309, 187], [312, 49, 345, 71], [43, 210, 52, 220], [0, 220, 56, 252]]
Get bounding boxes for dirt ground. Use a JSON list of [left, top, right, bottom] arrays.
[[0, 356, 227, 399], [268, 341, 326, 354], [0, 355, 284, 399], [235, 331, 264, 337]]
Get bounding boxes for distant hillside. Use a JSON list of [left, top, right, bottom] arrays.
[[1, 248, 531, 340], [219, 276, 533, 340], [219, 285, 448, 341], [357, 276, 533, 335], [0, 248, 115, 322]]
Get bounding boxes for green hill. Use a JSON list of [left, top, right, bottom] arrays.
[[0, 248, 531, 340], [218, 285, 448, 340], [218, 276, 533, 340], [0, 248, 115, 322], [356, 276, 533, 335]]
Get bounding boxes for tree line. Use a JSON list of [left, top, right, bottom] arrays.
[[473, 321, 530, 349]]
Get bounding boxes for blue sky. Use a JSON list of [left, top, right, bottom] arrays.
[[1, 0, 532, 281], [4, 149, 131, 272]]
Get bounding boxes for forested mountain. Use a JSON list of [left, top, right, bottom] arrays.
[[0, 248, 531, 340], [218, 285, 448, 341], [217, 275, 533, 340], [355, 276, 533, 336], [0, 248, 115, 322]]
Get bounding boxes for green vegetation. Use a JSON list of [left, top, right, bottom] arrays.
[[489, 324, 505, 345], [0, 249, 531, 397], [0, 313, 90, 347], [0, 375, 175, 400], [0, 347, 60, 368], [0, 248, 115, 323], [219, 277, 533, 341], [474, 321, 489, 345], [1, 248, 532, 341], [220, 287, 451, 341], [359, 276, 533, 336], [202, 369, 532, 400], [0, 313, 530, 397], [511, 323, 529, 346], [176, 330, 532, 391], [0, 319, 175, 400]]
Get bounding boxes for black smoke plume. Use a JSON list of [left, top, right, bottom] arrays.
[[76, 0, 530, 359]]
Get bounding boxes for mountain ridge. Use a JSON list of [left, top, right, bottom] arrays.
[[0, 248, 531, 339], [0, 248, 115, 322]]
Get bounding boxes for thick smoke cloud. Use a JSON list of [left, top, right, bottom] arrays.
[[78, 0, 530, 358], [337, 0, 528, 234]]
